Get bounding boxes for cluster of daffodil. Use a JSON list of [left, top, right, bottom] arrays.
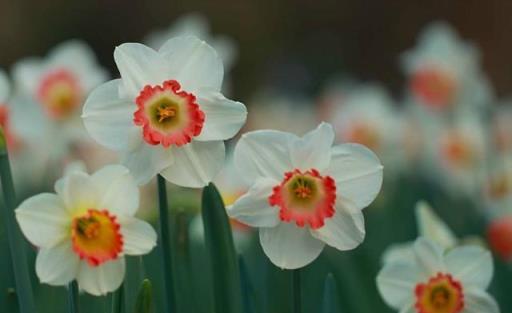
[[0, 13, 510, 313]]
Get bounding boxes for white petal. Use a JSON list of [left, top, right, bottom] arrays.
[[415, 201, 457, 250], [310, 198, 365, 251], [11, 58, 43, 96], [76, 258, 125, 296], [90, 165, 139, 216], [381, 243, 415, 264], [376, 261, 420, 309], [227, 178, 280, 227], [15, 193, 70, 248], [464, 288, 500, 313], [413, 237, 445, 277], [159, 36, 223, 93], [234, 130, 296, 184], [36, 241, 79, 286], [160, 140, 225, 188], [114, 43, 168, 98], [399, 303, 416, 313], [445, 245, 493, 289], [326, 143, 383, 209], [290, 122, 334, 171], [82, 79, 141, 151], [0, 69, 9, 102], [119, 215, 157, 255], [121, 143, 174, 186], [56, 171, 98, 213], [194, 90, 247, 141], [259, 223, 325, 269]]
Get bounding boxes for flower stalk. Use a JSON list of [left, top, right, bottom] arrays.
[[292, 269, 302, 313], [67, 281, 79, 313], [157, 174, 177, 313]]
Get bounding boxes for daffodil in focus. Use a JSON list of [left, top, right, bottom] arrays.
[[15, 165, 157, 295], [82, 36, 247, 187], [227, 122, 383, 269], [377, 237, 498, 313]]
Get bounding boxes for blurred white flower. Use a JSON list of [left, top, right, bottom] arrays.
[[11, 40, 108, 137], [422, 112, 488, 196], [491, 101, 512, 154], [9, 41, 106, 156], [402, 21, 492, 113], [377, 237, 498, 313], [0, 69, 17, 149], [481, 156, 512, 263], [144, 13, 237, 73], [15, 165, 157, 296], [326, 84, 402, 174], [82, 36, 247, 187], [227, 123, 383, 269]]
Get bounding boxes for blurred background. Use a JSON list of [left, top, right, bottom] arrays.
[[1, 1, 512, 313], [1, 0, 512, 98]]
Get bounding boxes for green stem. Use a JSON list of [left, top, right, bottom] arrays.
[[157, 175, 176, 313], [238, 256, 255, 313], [292, 269, 301, 313], [0, 147, 37, 313], [111, 285, 123, 313], [67, 281, 79, 313]]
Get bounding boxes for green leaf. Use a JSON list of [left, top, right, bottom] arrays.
[[0, 148, 37, 313], [111, 284, 124, 313], [156, 175, 177, 313], [134, 279, 153, 313], [123, 257, 144, 312], [322, 273, 340, 313], [201, 183, 243, 313]]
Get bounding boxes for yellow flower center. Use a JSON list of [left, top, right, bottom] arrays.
[[415, 273, 464, 313], [71, 209, 123, 267]]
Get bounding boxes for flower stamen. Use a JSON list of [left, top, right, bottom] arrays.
[[71, 209, 123, 267], [415, 273, 464, 313], [269, 169, 336, 229], [133, 80, 205, 147]]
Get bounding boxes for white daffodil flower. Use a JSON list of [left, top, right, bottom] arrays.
[[401, 21, 492, 113], [15, 165, 157, 296], [326, 84, 401, 173], [11, 40, 108, 141], [377, 237, 499, 313], [383, 201, 458, 264], [82, 36, 247, 187], [423, 113, 487, 196], [227, 122, 383, 269]]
